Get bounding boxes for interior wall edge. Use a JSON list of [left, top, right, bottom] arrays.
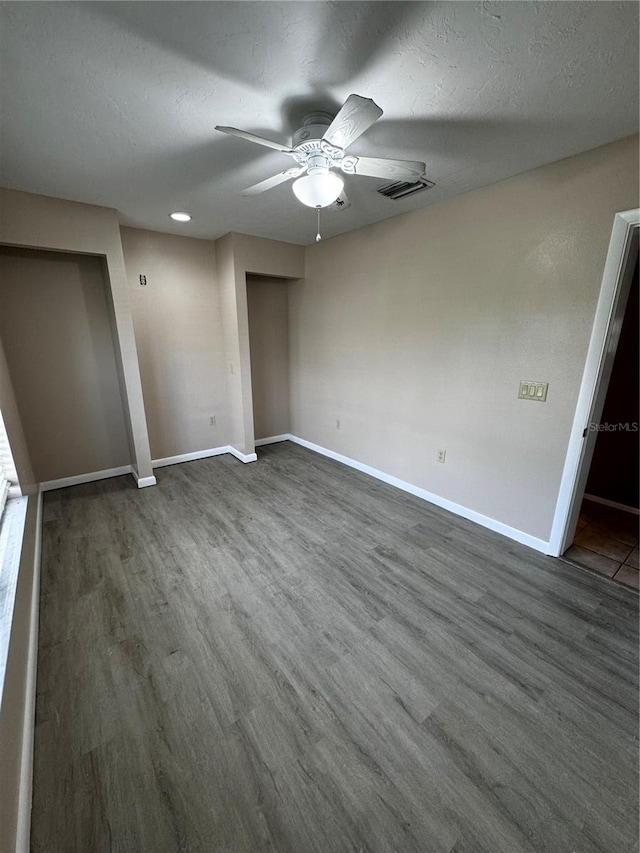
[[14, 490, 42, 853], [0, 336, 35, 494], [228, 446, 258, 464], [131, 470, 157, 489], [0, 189, 154, 485], [103, 249, 154, 481], [215, 232, 304, 458], [0, 491, 42, 853]]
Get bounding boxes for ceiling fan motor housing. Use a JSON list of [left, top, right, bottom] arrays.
[[292, 122, 332, 152], [292, 117, 345, 172], [306, 153, 331, 175]]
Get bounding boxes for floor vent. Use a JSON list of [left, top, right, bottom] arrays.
[[376, 178, 435, 200]]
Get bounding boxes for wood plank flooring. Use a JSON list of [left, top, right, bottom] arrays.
[[33, 442, 639, 852]]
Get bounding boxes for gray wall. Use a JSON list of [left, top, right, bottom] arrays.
[[288, 135, 639, 542], [0, 248, 130, 482], [121, 227, 227, 460], [247, 275, 290, 440]]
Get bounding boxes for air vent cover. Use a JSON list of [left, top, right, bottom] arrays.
[[377, 178, 435, 200]]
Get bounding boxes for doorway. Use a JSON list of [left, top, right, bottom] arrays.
[[246, 275, 291, 446], [564, 257, 639, 587], [549, 210, 639, 586]]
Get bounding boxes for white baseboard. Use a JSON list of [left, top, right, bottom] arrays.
[[33, 438, 551, 554], [154, 445, 258, 469], [135, 475, 157, 488], [228, 446, 258, 464], [254, 434, 290, 447], [37, 445, 262, 493], [130, 466, 157, 488], [287, 434, 551, 555], [583, 493, 639, 515], [39, 465, 133, 492], [152, 446, 229, 468], [15, 491, 42, 853]]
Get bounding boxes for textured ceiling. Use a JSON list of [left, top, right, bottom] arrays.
[[0, 2, 638, 245]]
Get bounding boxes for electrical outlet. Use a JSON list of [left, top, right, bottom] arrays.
[[336, 419, 341, 430], [437, 449, 446, 463], [209, 416, 216, 426]]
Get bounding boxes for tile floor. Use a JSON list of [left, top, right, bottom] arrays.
[[564, 498, 639, 589]]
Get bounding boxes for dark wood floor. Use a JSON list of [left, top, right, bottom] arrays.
[[34, 442, 639, 853]]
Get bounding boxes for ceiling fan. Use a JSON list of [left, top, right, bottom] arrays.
[[215, 94, 427, 211]]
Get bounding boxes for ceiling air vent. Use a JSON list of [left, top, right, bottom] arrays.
[[376, 178, 435, 200]]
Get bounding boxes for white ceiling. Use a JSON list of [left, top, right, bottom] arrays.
[[1, 2, 638, 246]]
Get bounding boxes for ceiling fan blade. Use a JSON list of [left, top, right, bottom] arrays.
[[322, 94, 383, 151], [215, 126, 293, 154], [341, 155, 426, 181], [241, 168, 304, 196]]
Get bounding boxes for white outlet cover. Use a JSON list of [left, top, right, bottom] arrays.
[[519, 381, 548, 402]]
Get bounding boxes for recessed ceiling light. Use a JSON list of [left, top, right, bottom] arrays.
[[170, 212, 191, 222]]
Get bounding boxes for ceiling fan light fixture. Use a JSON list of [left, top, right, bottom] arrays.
[[292, 172, 344, 208]]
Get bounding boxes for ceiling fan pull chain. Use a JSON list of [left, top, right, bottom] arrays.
[[316, 206, 322, 242]]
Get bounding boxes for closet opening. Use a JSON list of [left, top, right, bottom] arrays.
[[0, 247, 132, 487], [246, 274, 291, 453]]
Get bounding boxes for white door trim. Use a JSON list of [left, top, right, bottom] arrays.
[[548, 209, 639, 556]]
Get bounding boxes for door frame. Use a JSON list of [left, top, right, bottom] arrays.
[[548, 209, 639, 556]]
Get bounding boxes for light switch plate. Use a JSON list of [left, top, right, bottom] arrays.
[[519, 381, 548, 402]]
